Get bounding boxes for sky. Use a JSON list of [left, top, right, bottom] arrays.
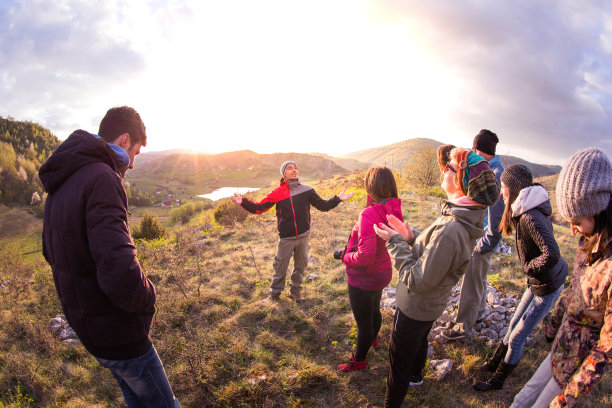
[[1, 0, 611, 165]]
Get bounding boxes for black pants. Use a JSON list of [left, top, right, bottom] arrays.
[[348, 284, 383, 361], [385, 309, 433, 408]]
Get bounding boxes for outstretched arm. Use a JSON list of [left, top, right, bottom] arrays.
[[231, 193, 243, 205]]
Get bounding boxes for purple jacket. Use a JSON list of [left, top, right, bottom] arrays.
[[343, 197, 403, 291], [39, 130, 156, 360]]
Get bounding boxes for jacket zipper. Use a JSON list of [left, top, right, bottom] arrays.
[[288, 193, 298, 240]]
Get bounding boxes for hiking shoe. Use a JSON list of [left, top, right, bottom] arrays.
[[371, 338, 381, 348], [366, 404, 382, 408], [441, 327, 468, 341], [409, 375, 424, 386], [265, 293, 280, 302], [288, 292, 305, 304], [337, 355, 368, 372]]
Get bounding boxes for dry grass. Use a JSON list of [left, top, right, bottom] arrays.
[[0, 174, 610, 407]]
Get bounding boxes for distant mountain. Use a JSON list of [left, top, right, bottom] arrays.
[[343, 138, 441, 170], [310, 153, 369, 171], [127, 150, 348, 194], [499, 156, 561, 177], [343, 138, 561, 178]]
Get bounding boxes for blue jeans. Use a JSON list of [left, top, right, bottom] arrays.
[[96, 345, 180, 408], [503, 285, 563, 365]]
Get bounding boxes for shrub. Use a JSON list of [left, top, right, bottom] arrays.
[[132, 213, 166, 240], [214, 199, 248, 226], [169, 201, 209, 224]]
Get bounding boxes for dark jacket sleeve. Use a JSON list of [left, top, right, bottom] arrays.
[[520, 211, 560, 278], [475, 196, 504, 254], [309, 189, 341, 211], [86, 173, 156, 313]]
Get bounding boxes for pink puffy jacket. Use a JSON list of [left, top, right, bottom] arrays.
[[343, 196, 403, 291]]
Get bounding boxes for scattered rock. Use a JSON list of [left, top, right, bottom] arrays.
[[429, 359, 453, 380], [427, 344, 434, 359], [307, 255, 319, 265], [305, 274, 319, 282], [50, 315, 79, 344]]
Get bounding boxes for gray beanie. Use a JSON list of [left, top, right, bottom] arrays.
[[556, 148, 612, 220], [280, 161, 297, 177]]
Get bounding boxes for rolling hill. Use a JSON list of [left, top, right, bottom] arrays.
[[342, 138, 562, 177]]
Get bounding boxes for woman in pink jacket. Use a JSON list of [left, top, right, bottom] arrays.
[[338, 166, 403, 372]]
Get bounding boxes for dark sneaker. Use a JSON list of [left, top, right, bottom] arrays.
[[265, 293, 280, 302], [441, 327, 468, 341], [337, 355, 368, 372], [288, 292, 304, 304], [409, 375, 423, 386], [366, 404, 382, 408]]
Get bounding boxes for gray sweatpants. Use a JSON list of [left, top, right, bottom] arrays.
[[455, 251, 493, 334], [270, 235, 309, 295]]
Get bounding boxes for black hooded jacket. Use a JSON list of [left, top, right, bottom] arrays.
[[39, 130, 156, 360]]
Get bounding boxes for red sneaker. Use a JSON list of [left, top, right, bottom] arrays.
[[371, 338, 380, 348], [337, 355, 368, 372]]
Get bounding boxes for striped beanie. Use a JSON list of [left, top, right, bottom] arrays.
[[280, 161, 297, 178], [556, 148, 612, 220], [456, 150, 500, 206]]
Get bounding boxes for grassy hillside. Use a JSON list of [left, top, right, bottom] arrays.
[[343, 138, 562, 177], [0, 173, 609, 407], [343, 138, 442, 170]]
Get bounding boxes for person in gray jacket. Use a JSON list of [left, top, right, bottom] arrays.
[[370, 147, 500, 408]]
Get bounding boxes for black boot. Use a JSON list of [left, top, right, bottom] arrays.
[[473, 361, 517, 391], [481, 341, 508, 372]]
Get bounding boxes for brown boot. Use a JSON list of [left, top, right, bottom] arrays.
[[473, 361, 517, 391], [288, 292, 304, 304], [481, 341, 508, 372]]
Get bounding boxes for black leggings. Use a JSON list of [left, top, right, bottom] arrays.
[[385, 309, 434, 408], [348, 284, 383, 361]]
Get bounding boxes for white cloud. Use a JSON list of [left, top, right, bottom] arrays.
[[1, 0, 611, 164]]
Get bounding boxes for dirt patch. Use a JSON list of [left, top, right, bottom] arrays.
[[0, 205, 42, 239]]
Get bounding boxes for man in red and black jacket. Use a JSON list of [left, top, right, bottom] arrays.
[[232, 161, 352, 303]]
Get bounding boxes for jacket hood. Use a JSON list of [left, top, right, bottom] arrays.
[[39, 130, 119, 194], [442, 200, 485, 240], [366, 196, 402, 221], [512, 184, 551, 217]]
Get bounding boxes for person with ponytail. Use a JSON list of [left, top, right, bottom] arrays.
[[474, 164, 568, 392], [369, 147, 499, 408], [511, 148, 612, 408]]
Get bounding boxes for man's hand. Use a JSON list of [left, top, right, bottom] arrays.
[[387, 214, 414, 242], [374, 222, 400, 241], [231, 193, 243, 205], [338, 189, 353, 201]]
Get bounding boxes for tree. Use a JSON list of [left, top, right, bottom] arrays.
[[402, 145, 439, 188], [132, 213, 166, 240]]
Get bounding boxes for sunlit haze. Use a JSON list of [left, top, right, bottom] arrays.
[[2, 0, 612, 165]]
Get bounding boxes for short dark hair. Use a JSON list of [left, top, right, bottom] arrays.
[[364, 166, 398, 202], [98, 106, 147, 146]]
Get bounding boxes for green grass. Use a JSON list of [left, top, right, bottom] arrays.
[[0, 173, 610, 407]]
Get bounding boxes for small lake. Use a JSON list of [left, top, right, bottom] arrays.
[[198, 187, 260, 201]]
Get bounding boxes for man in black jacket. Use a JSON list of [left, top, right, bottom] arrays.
[[39, 106, 180, 407]]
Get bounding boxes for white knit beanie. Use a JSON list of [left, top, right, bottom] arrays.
[[556, 148, 612, 220]]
